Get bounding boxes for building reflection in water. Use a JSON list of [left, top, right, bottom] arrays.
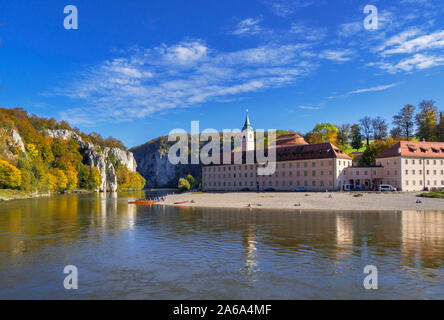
[[401, 210, 444, 269], [242, 224, 258, 273]]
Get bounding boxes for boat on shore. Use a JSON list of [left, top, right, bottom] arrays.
[[128, 200, 157, 205], [174, 201, 190, 205]]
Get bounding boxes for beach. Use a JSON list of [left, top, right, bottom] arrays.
[[162, 192, 444, 211]]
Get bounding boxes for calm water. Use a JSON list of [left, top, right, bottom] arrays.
[[0, 191, 443, 300]]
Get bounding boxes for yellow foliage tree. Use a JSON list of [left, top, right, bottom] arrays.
[[0, 160, 22, 189], [64, 166, 78, 191], [51, 168, 68, 191], [25, 143, 39, 161]]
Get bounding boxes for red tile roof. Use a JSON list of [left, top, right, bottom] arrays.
[[377, 141, 444, 159], [275, 133, 308, 146], [209, 142, 351, 165]]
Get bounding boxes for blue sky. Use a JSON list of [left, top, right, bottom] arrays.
[[1, 0, 444, 147]]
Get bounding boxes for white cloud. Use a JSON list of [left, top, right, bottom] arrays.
[[232, 18, 263, 36], [319, 49, 355, 62], [381, 29, 444, 55], [348, 83, 400, 94], [369, 54, 444, 73], [328, 83, 400, 99], [263, 0, 313, 17], [338, 22, 362, 37], [298, 105, 322, 110], [289, 23, 327, 41], [55, 40, 316, 124]]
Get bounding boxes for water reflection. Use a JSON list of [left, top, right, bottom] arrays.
[[0, 192, 443, 299]]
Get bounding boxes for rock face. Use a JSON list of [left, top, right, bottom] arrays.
[[0, 129, 27, 159], [44, 129, 137, 192], [131, 136, 201, 188], [11, 129, 26, 153]]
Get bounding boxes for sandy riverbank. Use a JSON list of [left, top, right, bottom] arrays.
[[161, 192, 444, 211]]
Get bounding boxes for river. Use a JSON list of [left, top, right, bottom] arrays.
[[0, 191, 443, 299]]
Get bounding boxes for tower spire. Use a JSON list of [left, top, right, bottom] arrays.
[[243, 109, 253, 131]]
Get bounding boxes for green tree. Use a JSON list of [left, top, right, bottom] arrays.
[[372, 117, 388, 141], [416, 100, 439, 141], [337, 124, 351, 147], [359, 117, 373, 145], [393, 104, 415, 140], [178, 178, 191, 192], [350, 124, 363, 151], [359, 144, 377, 166], [437, 112, 444, 141], [186, 174, 195, 188]]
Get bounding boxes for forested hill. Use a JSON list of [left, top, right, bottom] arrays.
[[0, 108, 145, 194]]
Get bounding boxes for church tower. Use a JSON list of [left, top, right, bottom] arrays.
[[242, 109, 255, 152]]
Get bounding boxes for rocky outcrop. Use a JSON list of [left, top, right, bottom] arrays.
[[0, 129, 27, 159], [10, 129, 26, 153], [131, 136, 201, 188], [44, 129, 137, 192]]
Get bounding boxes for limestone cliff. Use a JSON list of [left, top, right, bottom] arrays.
[[130, 136, 201, 188], [44, 129, 137, 192]]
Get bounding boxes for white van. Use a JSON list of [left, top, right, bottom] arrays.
[[378, 184, 397, 192]]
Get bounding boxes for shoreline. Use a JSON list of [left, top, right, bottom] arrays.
[[161, 192, 444, 211]]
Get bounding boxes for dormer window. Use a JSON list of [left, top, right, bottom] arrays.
[[420, 148, 428, 153], [432, 148, 439, 153]]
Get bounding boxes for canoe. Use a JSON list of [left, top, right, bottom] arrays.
[[174, 201, 190, 205], [128, 200, 157, 205]]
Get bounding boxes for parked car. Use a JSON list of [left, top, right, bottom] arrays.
[[294, 187, 306, 192], [378, 184, 397, 192], [343, 184, 354, 191], [264, 188, 275, 192], [240, 188, 250, 192]]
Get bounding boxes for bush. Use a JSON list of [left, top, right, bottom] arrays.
[[178, 178, 191, 192]]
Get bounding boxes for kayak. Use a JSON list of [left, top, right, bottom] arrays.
[[174, 201, 190, 205], [128, 200, 157, 205]]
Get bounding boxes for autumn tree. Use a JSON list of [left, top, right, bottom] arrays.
[[393, 104, 415, 141], [0, 160, 22, 189], [306, 123, 339, 144]]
